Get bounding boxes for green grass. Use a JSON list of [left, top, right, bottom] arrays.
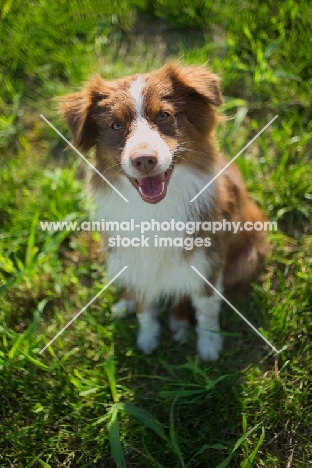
[[1, 1, 312, 467]]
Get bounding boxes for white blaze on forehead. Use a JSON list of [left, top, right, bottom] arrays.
[[123, 75, 173, 178], [129, 76, 146, 117]]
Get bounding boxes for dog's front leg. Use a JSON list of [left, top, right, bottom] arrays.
[[191, 274, 223, 361], [136, 300, 161, 355]]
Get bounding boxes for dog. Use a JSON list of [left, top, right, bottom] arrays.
[[59, 63, 269, 361]]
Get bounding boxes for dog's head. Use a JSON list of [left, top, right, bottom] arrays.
[[59, 63, 223, 204]]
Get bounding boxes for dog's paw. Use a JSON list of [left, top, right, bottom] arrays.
[[137, 318, 160, 355], [196, 328, 223, 361], [111, 299, 135, 318], [137, 330, 159, 354], [169, 315, 189, 344]]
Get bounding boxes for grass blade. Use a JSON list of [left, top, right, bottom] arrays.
[[115, 402, 168, 442], [8, 298, 48, 359], [104, 354, 118, 403], [241, 430, 265, 468], [107, 406, 126, 468], [216, 421, 262, 468], [25, 214, 39, 269], [169, 393, 186, 468], [38, 460, 52, 468]]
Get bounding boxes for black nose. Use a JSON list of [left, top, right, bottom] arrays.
[[131, 155, 157, 172]]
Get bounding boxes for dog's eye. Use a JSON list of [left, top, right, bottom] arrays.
[[157, 112, 170, 122], [111, 122, 123, 130]]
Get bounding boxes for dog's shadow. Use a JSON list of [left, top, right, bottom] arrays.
[[109, 286, 276, 467]]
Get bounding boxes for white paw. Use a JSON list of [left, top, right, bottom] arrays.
[[137, 328, 159, 354], [111, 299, 135, 318], [196, 328, 223, 361], [137, 315, 160, 355], [169, 315, 189, 343]]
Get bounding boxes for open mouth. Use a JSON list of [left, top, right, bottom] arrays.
[[133, 169, 172, 204]]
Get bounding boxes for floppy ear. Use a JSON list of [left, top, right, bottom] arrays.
[[164, 63, 223, 107], [58, 76, 109, 151], [160, 64, 223, 135], [177, 66, 223, 107]]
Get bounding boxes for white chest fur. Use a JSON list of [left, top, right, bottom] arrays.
[[93, 166, 216, 303]]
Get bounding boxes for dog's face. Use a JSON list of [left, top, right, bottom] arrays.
[[59, 64, 223, 204]]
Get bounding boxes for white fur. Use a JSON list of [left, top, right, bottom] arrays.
[[93, 165, 216, 304], [123, 76, 174, 178], [129, 76, 145, 117], [192, 274, 223, 361], [122, 118, 172, 178], [137, 306, 160, 354], [111, 299, 135, 318]]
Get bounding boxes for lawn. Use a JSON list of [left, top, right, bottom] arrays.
[[0, 1, 311, 467]]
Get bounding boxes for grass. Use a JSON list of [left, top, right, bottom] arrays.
[[0, 0, 312, 466]]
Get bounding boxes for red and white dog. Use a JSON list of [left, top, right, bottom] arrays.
[[60, 63, 269, 360]]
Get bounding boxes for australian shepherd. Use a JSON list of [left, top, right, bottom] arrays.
[[59, 63, 269, 361]]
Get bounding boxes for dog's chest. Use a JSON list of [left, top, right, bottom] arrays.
[[93, 168, 215, 301], [106, 238, 211, 301]]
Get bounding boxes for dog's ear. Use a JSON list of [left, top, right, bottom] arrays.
[[178, 66, 223, 107], [58, 76, 109, 151], [160, 64, 223, 135], [164, 63, 223, 107]]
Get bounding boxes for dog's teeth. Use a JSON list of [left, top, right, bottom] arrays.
[[138, 185, 166, 198]]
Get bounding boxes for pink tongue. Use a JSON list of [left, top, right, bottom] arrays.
[[138, 174, 165, 198]]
